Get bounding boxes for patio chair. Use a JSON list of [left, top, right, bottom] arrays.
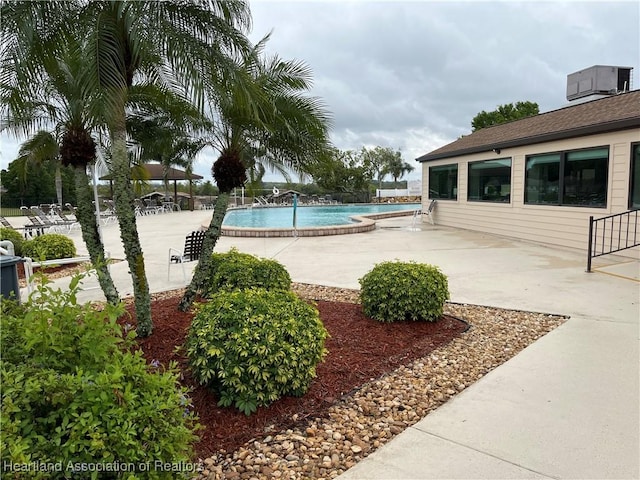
[[423, 199, 437, 225], [20, 206, 51, 238], [99, 200, 117, 225], [30, 206, 76, 233], [51, 204, 80, 231], [168, 230, 207, 281]]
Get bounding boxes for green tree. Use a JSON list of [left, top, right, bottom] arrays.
[[81, 0, 251, 335], [361, 146, 402, 192], [383, 153, 414, 185], [309, 148, 369, 197], [179, 36, 332, 310], [2, 1, 251, 334], [1, 28, 120, 304], [471, 101, 539, 131]]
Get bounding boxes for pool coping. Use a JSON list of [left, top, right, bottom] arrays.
[[218, 209, 419, 237]]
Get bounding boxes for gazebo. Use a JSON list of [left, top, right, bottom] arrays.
[[100, 163, 204, 210]]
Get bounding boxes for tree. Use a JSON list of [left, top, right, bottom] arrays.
[[471, 101, 539, 131], [383, 153, 414, 185], [1, 28, 120, 304], [361, 146, 402, 192], [14, 131, 64, 206], [309, 148, 369, 196], [2, 1, 251, 335], [179, 36, 332, 310]]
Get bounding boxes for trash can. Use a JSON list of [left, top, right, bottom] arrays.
[[0, 255, 24, 304]]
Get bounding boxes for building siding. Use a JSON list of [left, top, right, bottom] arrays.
[[422, 129, 640, 258]]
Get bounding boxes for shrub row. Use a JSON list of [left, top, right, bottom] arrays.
[[1, 278, 199, 478]]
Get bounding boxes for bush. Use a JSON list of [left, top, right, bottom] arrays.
[[203, 248, 291, 297], [1, 275, 199, 478], [22, 233, 76, 261], [359, 261, 450, 322], [0, 227, 24, 256], [186, 288, 328, 415]]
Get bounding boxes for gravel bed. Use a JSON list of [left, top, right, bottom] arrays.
[[196, 283, 567, 479]]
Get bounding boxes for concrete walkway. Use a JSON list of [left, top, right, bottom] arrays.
[[17, 211, 640, 479]]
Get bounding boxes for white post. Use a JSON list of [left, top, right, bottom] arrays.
[[90, 163, 103, 243]]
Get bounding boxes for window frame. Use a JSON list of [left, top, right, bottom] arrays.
[[428, 163, 458, 200], [466, 158, 512, 203], [524, 146, 609, 208], [630, 142, 640, 210]]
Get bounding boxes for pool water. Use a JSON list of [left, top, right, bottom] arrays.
[[223, 203, 420, 228]]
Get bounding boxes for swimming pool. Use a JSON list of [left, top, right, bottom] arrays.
[[220, 203, 421, 237], [224, 203, 420, 228]]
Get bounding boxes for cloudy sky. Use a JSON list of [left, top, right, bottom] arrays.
[[1, 0, 638, 183]]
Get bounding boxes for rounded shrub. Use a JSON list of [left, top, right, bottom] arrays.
[[1, 276, 199, 478], [203, 247, 291, 297], [22, 233, 76, 261], [0, 227, 24, 256], [359, 261, 450, 322], [186, 288, 328, 415]]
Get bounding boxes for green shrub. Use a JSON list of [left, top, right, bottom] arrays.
[[186, 288, 328, 415], [1, 275, 199, 478], [203, 248, 291, 297], [22, 233, 76, 261], [0, 227, 24, 256], [359, 261, 450, 322]]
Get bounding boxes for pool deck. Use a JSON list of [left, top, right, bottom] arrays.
[[13, 210, 640, 480]]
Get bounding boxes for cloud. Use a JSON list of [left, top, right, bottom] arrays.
[[2, 1, 638, 184]]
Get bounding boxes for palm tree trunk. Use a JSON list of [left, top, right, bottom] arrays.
[[73, 165, 120, 305], [111, 126, 153, 336], [178, 191, 229, 311]]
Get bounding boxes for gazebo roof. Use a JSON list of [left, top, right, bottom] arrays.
[[99, 163, 203, 181]]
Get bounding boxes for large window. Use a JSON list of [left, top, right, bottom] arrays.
[[429, 164, 458, 200], [631, 143, 640, 210], [525, 147, 608, 207], [467, 159, 511, 202]]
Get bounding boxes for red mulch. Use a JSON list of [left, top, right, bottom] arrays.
[[120, 295, 468, 459]]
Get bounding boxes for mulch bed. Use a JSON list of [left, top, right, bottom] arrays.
[[120, 293, 468, 459]]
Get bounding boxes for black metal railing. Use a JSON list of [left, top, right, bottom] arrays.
[[587, 209, 639, 272]]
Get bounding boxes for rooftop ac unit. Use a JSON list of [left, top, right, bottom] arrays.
[[566, 65, 633, 101]]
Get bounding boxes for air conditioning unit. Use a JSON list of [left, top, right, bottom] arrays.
[[566, 65, 632, 101]]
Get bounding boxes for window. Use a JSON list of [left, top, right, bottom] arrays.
[[429, 164, 458, 200], [525, 147, 608, 207], [631, 143, 640, 210], [467, 159, 511, 203]]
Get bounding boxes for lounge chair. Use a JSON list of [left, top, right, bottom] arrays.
[[29, 206, 76, 233], [19, 206, 51, 237]]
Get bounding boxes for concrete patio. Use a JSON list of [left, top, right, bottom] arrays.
[[15, 210, 640, 479]]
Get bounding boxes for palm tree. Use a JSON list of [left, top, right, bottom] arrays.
[[2, 0, 252, 336], [383, 153, 415, 186], [79, 0, 252, 336], [1, 32, 120, 305], [179, 36, 333, 310]]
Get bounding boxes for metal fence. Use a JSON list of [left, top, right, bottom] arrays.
[[587, 209, 640, 272]]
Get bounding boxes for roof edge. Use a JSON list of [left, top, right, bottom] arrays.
[[417, 117, 640, 163]]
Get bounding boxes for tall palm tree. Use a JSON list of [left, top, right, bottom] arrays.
[[384, 153, 415, 185], [2, 0, 252, 335], [1, 32, 120, 305], [79, 0, 252, 336], [179, 37, 333, 310]]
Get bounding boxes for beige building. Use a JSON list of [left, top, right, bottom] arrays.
[[418, 89, 640, 260]]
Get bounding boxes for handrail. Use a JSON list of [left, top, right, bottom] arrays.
[[587, 209, 639, 272]]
